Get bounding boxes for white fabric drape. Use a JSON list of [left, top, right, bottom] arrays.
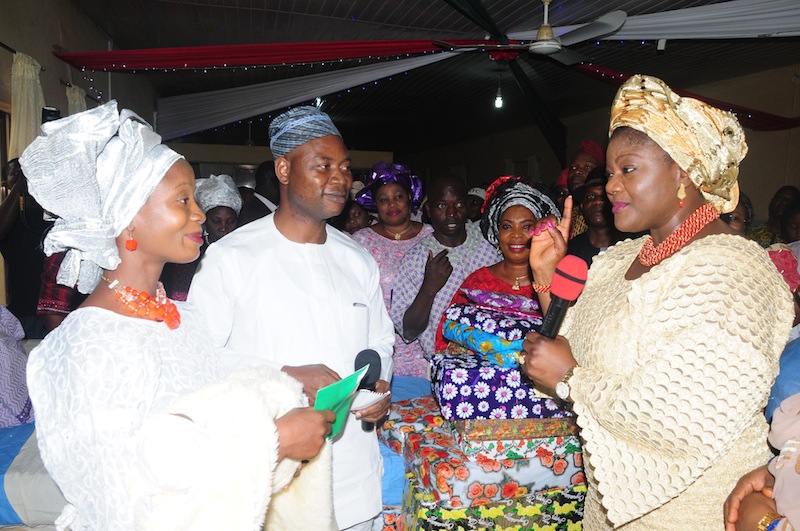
[[66, 85, 87, 115], [508, 0, 800, 41], [9, 52, 46, 159], [155, 0, 800, 140], [156, 52, 457, 140]]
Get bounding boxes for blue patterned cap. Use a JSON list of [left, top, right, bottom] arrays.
[[269, 106, 342, 158]]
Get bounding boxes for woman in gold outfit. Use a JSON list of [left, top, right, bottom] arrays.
[[520, 74, 794, 529]]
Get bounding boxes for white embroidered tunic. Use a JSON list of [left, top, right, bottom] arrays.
[[189, 213, 395, 529]]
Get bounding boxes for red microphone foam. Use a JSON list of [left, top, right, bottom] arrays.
[[551, 255, 588, 301]]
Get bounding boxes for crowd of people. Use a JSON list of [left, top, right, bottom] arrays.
[[0, 72, 798, 531]]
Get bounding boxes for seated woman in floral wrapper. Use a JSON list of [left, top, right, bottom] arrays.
[[20, 101, 336, 531], [434, 176, 560, 357], [520, 74, 793, 529]]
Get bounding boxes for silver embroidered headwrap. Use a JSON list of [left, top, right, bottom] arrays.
[[269, 106, 342, 158], [480, 176, 560, 246], [19, 100, 183, 293], [609, 74, 747, 214], [195, 174, 242, 215]]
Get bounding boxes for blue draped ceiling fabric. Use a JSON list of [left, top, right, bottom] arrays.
[[53, 0, 800, 140]]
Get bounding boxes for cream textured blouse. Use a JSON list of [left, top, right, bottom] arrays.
[[562, 234, 794, 529]]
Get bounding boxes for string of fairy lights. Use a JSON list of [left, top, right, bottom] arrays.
[[70, 38, 767, 138]]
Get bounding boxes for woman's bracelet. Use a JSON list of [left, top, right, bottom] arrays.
[[757, 512, 782, 531], [532, 283, 551, 293]]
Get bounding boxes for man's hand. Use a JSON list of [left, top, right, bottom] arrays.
[[275, 407, 335, 461], [282, 364, 340, 406], [422, 249, 453, 294], [353, 379, 391, 424], [402, 250, 453, 341]]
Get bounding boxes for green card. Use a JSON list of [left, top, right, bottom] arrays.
[[314, 365, 368, 439]]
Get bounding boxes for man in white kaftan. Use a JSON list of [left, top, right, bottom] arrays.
[[189, 106, 394, 530]]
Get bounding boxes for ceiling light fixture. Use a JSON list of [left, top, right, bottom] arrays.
[[494, 76, 503, 109]]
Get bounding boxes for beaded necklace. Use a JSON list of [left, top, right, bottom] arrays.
[[101, 275, 181, 329], [637, 203, 719, 267]]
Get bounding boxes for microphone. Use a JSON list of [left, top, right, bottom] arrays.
[[354, 349, 381, 432], [538, 255, 589, 339]]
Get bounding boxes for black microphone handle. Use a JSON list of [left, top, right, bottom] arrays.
[[538, 295, 570, 339], [362, 420, 375, 432]]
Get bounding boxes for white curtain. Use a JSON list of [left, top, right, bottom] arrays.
[[9, 52, 46, 159], [508, 0, 800, 41], [156, 52, 458, 140], [66, 85, 87, 115]]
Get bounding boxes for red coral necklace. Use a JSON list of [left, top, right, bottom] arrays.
[[101, 275, 181, 329], [637, 203, 719, 267]]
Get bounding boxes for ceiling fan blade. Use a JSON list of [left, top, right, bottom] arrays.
[[559, 10, 627, 47], [435, 40, 528, 52], [549, 47, 589, 66], [434, 40, 480, 51]]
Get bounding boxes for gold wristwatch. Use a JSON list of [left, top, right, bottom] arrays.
[[555, 365, 577, 401]]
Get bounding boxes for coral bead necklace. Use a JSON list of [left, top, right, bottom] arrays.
[[637, 203, 719, 267], [101, 275, 181, 329]]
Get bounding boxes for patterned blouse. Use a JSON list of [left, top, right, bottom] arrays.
[[352, 223, 434, 377]]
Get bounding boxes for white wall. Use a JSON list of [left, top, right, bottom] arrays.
[[0, 0, 157, 120]]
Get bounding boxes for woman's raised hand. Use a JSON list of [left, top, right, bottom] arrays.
[[529, 196, 572, 284]]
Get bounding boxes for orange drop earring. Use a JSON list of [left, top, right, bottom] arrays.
[[677, 182, 686, 208], [125, 229, 138, 251]]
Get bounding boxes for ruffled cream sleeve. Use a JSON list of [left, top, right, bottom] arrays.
[[564, 236, 793, 526]]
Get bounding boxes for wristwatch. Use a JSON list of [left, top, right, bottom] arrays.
[[555, 365, 578, 401]]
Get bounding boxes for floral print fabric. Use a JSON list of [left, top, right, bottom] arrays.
[[398, 479, 586, 531], [378, 395, 445, 456], [375, 394, 585, 527], [460, 288, 542, 315], [445, 302, 542, 341], [431, 353, 571, 421], [441, 320, 523, 367], [452, 417, 578, 442], [404, 429, 584, 509], [434, 268, 541, 353], [458, 436, 582, 462]]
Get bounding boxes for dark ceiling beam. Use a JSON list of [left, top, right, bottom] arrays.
[[508, 59, 566, 168], [441, 0, 507, 43]]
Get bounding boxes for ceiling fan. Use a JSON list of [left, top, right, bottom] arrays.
[[437, 0, 627, 66]]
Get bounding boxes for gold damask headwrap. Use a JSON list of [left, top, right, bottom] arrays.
[[609, 74, 747, 213]]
